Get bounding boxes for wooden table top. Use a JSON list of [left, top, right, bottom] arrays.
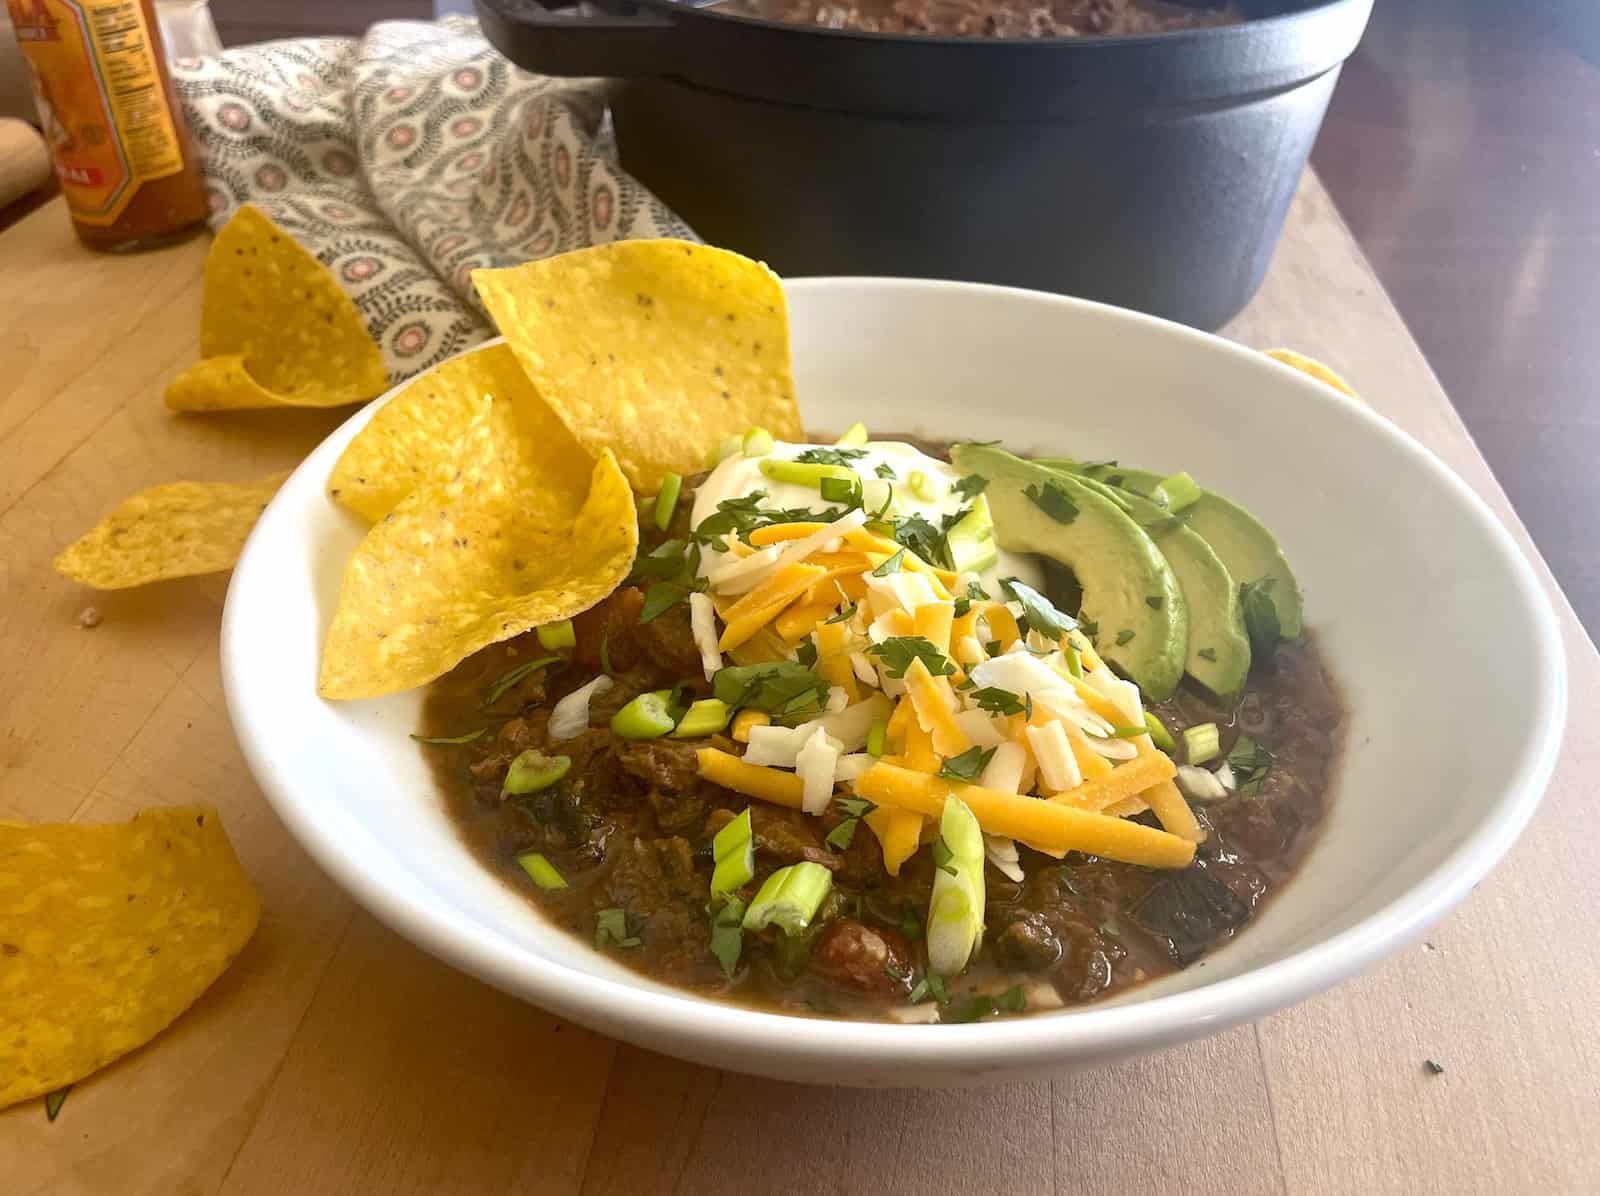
[[4, 174, 1598, 1195]]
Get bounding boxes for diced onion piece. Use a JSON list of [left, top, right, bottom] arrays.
[[983, 833, 1025, 883], [927, 794, 986, 976], [850, 651, 879, 686], [742, 724, 809, 767], [742, 861, 834, 934], [1214, 760, 1237, 791], [688, 591, 722, 681], [1025, 721, 1083, 792], [978, 741, 1027, 794], [548, 675, 613, 741], [1083, 733, 1140, 762], [796, 727, 842, 815], [835, 753, 875, 783], [953, 708, 1007, 748], [1175, 764, 1229, 803], [1085, 670, 1144, 726], [707, 545, 782, 595], [1029, 687, 1093, 725], [826, 685, 851, 713], [799, 693, 892, 753], [969, 652, 1070, 699]]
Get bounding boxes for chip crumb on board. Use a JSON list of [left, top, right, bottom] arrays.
[[75, 606, 102, 629]]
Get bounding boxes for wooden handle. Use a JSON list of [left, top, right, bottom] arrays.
[[0, 117, 52, 208]]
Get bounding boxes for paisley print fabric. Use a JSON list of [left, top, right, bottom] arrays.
[[170, 17, 695, 381]]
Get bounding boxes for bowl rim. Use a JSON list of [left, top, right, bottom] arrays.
[[223, 275, 1566, 1075]]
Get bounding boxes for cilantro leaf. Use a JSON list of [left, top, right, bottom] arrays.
[[1023, 479, 1078, 524], [795, 641, 819, 668], [708, 898, 745, 977], [891, 514, 946, 567], [971, 686, 1026, 716], [931, 837, 957, 877], [712, 662, 830, 720], [825, 602, 859, 625], [595, 907, 644, 949], [939, 745, 997, 781], [951, 474, 989, 501], [794, 447, 867, 467], [866, 636, 956, 679], [999, 576, 1076, 640], [967, 580, 990, 602], [871, 549, 906, 577], [1225, 733, 1276, 796], [1239, 579, 1282, 656], [874, 462, 899, 480], [1115, 629, 1136, 646], [909, 973, 951, 1005]]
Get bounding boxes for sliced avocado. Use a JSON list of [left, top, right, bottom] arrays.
[[1058, 462, 1304, 640], [945, 493, 997, 574], [951, 444, 1187, 700], [1041, 467, 1250, 700]]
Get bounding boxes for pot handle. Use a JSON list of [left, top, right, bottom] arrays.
[[475, 0, 676, 79]]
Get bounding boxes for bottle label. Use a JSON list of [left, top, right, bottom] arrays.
[[10, 0, 186, 226]]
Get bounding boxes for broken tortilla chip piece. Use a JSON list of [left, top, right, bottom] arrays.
[[1263, 348, 1360, 401], [473, 239, 802, 493], [318, 396, 638, 700], [165, 205, 389, 412], [53, 472, 290, 590], [0, 805, 260, 1110], [327, 341, 593, 524]]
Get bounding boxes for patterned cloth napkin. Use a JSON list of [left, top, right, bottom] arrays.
[[170, 16, 694, 383]]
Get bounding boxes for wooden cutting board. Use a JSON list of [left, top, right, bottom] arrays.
[[2, 174, 1597, 1195]]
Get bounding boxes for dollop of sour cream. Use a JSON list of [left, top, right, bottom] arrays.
[[690, 440, 1043, 594]]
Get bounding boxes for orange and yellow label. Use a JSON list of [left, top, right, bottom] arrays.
[[9, 0, 185, 225]]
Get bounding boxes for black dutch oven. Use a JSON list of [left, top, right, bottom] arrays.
[[475, 0, 1373, 329]]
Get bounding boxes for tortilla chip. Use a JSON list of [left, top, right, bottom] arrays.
[[165, 205, 389, 412], [0, 806, 260, 1109], [318, 396, 638, 700], [473, 240, 802, 492], [327, 342, 593, 524], [53, 472, 290, 590], [1263, 348, 1360, 401]]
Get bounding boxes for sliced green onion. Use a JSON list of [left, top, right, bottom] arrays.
[[926, 794, 985, 977], [1183, 722, 1221, 765], [670, 697, 732, 739], [410, 728, 489, 745], [711, 808, 755, 897], [1062, 645, 1083, 679], [709, 897, 746, 976], [741, 861, 833, 935], [906, 469, 939, 502], [866, 718, 888, 758], [653, 472, 683, 531], [485, 656, 561, 705], [836, 421, 869, 447], [611, 690, 677, 739], [537, 619, 577, 651], [759, 458, 856, 490], [516, 852, 568, 890], [742, 426, 775, 457], [1143, 711, 1177, 753], [502, 750, 572, 796], [1154, 470, 1202, 513]]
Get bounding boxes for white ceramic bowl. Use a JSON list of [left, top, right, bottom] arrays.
[[223, 279, 1565, 1087]]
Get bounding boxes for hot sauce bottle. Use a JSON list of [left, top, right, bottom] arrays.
[[9, 0, 208, 251]]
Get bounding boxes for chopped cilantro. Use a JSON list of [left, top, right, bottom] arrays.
[[939, 745, 997, 782], [967, 579, 990, 602], [1197, 646, 1218, 662], [931, 837, 957, 877], [1145, 595, 1164, 610], [953, 597, 972, 617], [866, 636, 956, 679], [825, 602, 859, 625], [972, 686, 1026, 716], [999, 577, 1076, 640], [909, 973, 951, 1005], [1023, 479, 1079, 524], [884, 960, 909, 983], [44, 1085, 70, 1122], [900, 906, 925, 941], [1058, 865, 1082, 896], [995, 984, 1028, 1013], [713, 662, 830, 720], [891, 514, 946, 567], [874, 461, 899, 480], [1078, 617, 1099, 639], [596, 907, 643, 949], [984, 640, 1003, 657], [1240, 579, 1282, 655], [825, 795, 876, 849], [794, 446, 868, 467], [639, 580, 697, 623], [871, 549, 906, 577], [1115, 629, 1136, 646], [709, 898, 745, 977], [795, 641, 819, 668], [1225, 733, 1275, 796], [951, 474, 989, 501]]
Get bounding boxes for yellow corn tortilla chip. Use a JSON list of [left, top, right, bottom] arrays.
[[0, 806, 260, 1110], [1263, 348, 1360, 401], [165, 205, 389, 412], [318, 396, 638, 699], [327, 342, 593, 524], [53, 472, 290, 590], [473, 240, 802, 493]]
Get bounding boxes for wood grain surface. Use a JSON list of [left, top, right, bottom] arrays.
[[3, 176, 1597, 1194]]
